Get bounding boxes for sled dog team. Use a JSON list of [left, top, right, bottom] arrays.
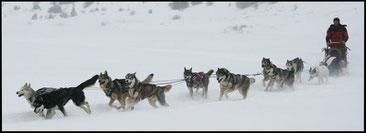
[[16, 57, 329, 119]]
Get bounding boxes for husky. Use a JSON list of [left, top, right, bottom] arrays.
[[98, 70, 154, 110], [16, 83, 58, 117], [286, 57, 304, 83], [183, 67, 214, 99], [32, 75, 99, 119], [261, 58, 278, 87], [124, 72, 172, 111], [309, 65, 329, 84], [282, 61, 296, 89], [264, 65, 294, 91], [215, 68, 255, 101]]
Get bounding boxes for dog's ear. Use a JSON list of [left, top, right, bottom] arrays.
[[104, 70, 108, 75], [133, 72, 136, 75], [189, 68, 192, 71], [184, 67, 186, 71]]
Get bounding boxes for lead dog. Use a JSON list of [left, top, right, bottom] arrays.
[[32, 75, 99, 119], [215, 68, 255, 101], [16, 84, 58, 117]]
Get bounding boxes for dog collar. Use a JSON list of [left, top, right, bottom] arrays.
[[28, 97, 34, 103], [102, 88, 110, 90]]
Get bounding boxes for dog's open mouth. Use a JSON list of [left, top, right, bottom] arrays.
[[18, 94, 24, 97], [217, 77, 222, 82]]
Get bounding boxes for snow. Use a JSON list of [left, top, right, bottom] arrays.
[[2, 2, 364, 131]]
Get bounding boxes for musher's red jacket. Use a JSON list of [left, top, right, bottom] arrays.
[[326, 24, 349, 48]]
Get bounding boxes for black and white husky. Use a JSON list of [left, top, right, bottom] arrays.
[[215, 68, 255, 101], [183, 67, 214, 99], [32, 75, 99, 119], [124, 72, 172, 111], [16, 83, 58, 117]]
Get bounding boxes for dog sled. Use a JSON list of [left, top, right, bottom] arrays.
[[321, 42, 350, 76]]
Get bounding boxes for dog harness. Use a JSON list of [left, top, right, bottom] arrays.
[[103, 79, 129, 97], [36, 87, 57, 95], [28, 88, 57, 103], [104, 86, 127, 97], [141, 87, 158, 100], [185, 72, 206, 88]]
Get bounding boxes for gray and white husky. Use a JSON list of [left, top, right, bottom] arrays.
[[261, 57, 277, 87], [16, 83, 58, 117], [309, 65, 329, 84], [98, 70, 154, 110], [262, 58, 285, 91], [124, 72, 172, 111], [183, 67, 214, 99], [215, 68, 255, 101], [264, 65, 295, 91], [286, 57, 304, 83]]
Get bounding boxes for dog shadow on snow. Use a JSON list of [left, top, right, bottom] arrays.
[[3, 111, 43, 123], [263, 86, 295, 93], [173, 91, 249, 103], [3, 103, 126, 122]]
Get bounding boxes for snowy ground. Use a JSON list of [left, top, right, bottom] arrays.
[[2, 2, 364, 131]]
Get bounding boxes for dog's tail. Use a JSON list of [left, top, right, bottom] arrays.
[[205, 69, 214, 78], [249, 78, 256, 85], [75, 75, 99, 92], [326, 57, 337, 67], [160, 84, 172, 93], [141, 73, 154, 84]]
